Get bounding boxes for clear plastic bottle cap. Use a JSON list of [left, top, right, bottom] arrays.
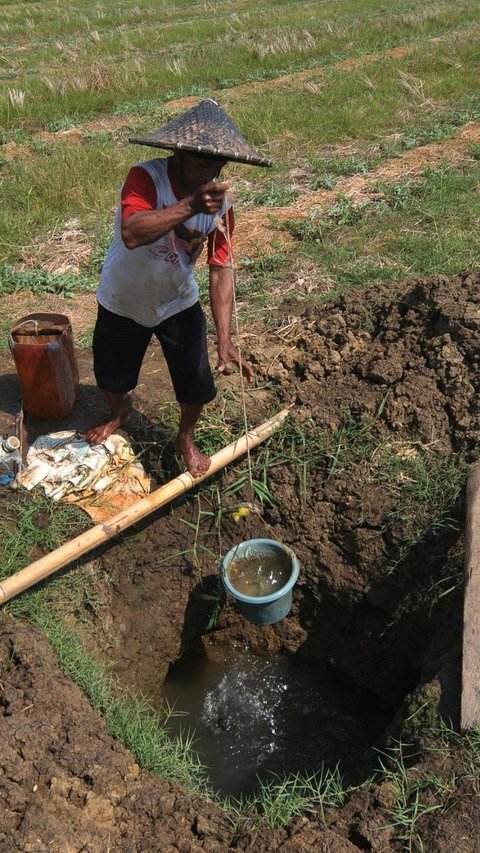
[[3, 435, 20, 452]]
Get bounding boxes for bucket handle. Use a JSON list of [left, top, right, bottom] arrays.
[[14, 319, 40, 334]]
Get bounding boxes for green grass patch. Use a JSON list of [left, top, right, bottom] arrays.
[[320, 415, 465, 544], [307, 108, 480, 187], [2, 0, 479, 132], [2, 1, 480, 265], [0, 264, 96, 297], [279, 160, 480, 292], [0, 141, 126, 265], [238, 30, 480, 162], [375, 724, 480, 852], [36, 612, 211, 793], [227, 766, 346, 830], [236, 181, 300, 207]]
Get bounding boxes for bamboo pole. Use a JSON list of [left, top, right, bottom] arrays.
[[0, 408, 290, 605]]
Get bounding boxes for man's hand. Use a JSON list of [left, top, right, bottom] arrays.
[[191, 181, 230, 216], [217, 340, 254, 384]]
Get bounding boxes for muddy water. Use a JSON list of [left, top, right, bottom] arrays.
[[228, 551, 291, 596], [156, 644, 384, 797]]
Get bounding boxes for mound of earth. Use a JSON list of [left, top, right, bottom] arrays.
[[263, 269, 480, 453], [1, 270, 479, 852]]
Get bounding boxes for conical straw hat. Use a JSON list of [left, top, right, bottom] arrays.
[[129, 98, 272, 168]]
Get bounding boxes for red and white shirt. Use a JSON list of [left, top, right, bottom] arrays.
[[97, 157, 234, 327]]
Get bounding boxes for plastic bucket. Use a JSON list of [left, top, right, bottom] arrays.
[[221, 538, 299, 626], [9, 313, 79, 420]]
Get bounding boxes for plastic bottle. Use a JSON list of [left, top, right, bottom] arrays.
[[0, 435, 22, 486]]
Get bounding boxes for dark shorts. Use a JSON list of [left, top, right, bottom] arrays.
[[93, 302, 217, 406]]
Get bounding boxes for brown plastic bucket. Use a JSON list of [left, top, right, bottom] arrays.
[[9, 312, 79, 419]]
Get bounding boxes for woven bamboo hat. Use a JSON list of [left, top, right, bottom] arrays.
[[129, 98, 272, 168]]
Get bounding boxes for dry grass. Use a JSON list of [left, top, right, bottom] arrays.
[[20, 220, 94, 275], [7, 88, 26, 107], [253, 28, 316, 59], [0, 290, 97, 338]]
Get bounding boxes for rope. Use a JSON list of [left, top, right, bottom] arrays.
[[215, 196, 255, 502]]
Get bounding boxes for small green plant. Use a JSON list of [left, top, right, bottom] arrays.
[[238, 182, 299, 207], [224, 471, 275, 506], [466, 142, 480, 160], [281, 212, 325, 242], [0, 495, 89, 584], [75, 328, 94, 348], [310, 173, 336, 190], [88, 223, 114, 275], [324, 416, 379, 479], [0, 265, 95, 297], [328, 196, 369, 226], [240, 252, 289, 275], [310, 154, 371, 180], [200, 587, 225, 630], [84, 130, 115, 144], [377, 179, 417, 211], [435, 720, 480, 793]]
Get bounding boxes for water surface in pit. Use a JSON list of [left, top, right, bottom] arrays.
[[156, 643, 384, 797]]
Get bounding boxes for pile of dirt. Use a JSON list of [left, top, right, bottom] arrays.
[[0, 622, 232, 853], [1, 270, 479, 852], [264, 269, 480, 453]]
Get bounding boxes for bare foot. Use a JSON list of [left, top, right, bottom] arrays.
[[176, 434, 211, 478], [86, 400, 133, 445]]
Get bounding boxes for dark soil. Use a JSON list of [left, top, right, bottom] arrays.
[[1, 270, 480, 852]]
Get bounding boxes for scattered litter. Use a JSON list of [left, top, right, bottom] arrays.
[[20, 431, 151, 522]]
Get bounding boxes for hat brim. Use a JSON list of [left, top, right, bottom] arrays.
[[128, 136, 273, 168]]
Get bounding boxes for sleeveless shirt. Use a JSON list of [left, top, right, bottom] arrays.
[[97, 158, 231, 327]]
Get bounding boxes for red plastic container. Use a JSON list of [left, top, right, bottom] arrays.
[[9, 312, 79, 420]]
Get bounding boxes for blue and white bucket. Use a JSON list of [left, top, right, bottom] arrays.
[[221, 538, 300, 626]]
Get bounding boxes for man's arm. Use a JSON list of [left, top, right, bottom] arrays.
[[122, 181, 230, 250], [209, 266, 254, 383]]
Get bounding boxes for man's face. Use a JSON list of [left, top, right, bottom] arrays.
[[178, 151, 227, 189]]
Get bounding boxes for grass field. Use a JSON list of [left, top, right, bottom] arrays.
[[1, 0, 480, 309]]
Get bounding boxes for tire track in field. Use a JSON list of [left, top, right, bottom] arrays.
[[233, 120, 480, 256]]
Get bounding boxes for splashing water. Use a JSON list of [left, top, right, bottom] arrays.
[[202, 655, 288, 761], [157, 646, 383, 797]]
